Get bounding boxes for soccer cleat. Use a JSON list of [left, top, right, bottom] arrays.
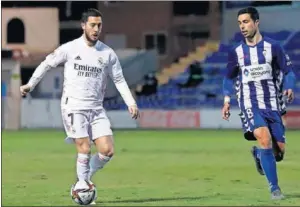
[[271, 189, 285, 200], [89, 181, 97, 205], [251, 146, 265, 175]]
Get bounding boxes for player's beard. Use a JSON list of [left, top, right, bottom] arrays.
[[248, 28, 257, 39], [84, 32, 98, 45]]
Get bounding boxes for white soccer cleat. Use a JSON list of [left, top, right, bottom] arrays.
[[89, 181, 97, 205]]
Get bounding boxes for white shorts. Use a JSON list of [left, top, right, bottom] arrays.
[[61, 108, 113, 144]]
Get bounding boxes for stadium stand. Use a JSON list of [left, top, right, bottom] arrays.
[[105, 30, 300, 110]]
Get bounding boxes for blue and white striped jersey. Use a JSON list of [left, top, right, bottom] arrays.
[[226, 36, 293, 112]]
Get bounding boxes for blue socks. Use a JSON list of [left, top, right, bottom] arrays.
[[259, 148, 279, 192]]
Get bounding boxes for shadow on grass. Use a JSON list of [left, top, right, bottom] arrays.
[[99, 195, 215, 204], [285, 193, 300, 199]]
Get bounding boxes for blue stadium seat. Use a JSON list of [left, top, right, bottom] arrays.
[[262, 31, 290, 42], [105, 30, 299, 110], [205, 52, 228, 63], [284, 31, 300, 50], [218, 44, 231, 52]]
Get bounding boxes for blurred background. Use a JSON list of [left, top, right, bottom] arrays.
[[2, 1, 300, 130]]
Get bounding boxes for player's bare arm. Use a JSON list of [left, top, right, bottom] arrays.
[[222, 96, 231, 120], [284, 89, 294, 103]]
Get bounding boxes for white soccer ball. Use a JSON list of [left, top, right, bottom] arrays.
[[70, 180, 97, 205]]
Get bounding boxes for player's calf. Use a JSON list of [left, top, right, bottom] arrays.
[[75, 138, 91, 181], [94, 135, 114, 157], [253, 127, 281, 193], [75, 137, 91, 154], [254, 127, 272, 149], [88, 136, 114, 181]]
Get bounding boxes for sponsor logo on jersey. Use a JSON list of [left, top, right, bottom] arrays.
[[244, 69, 249, 76], [74, 63, 102, 78]]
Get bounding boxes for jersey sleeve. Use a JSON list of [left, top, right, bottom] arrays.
[[45, 45, 68, 67], [223, 48, 239, 97], [108, 50, 124, 84], [223, 78, 235, 97], [225, 48, 239, 79], [108, 50, 136, 106], [27, 45, 68, 91], [274, 43, 293, 74], [274, 43, 296, 90]]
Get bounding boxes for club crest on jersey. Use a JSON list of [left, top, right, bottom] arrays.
[[285, 54, 290, 61], [98, 57, 106, 68], [244, 69, 249, 76]]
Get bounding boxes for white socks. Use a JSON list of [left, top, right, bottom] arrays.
[[76, 153, 111, 182], [88, 153, 111, 180], [76, 153, 90, 181]]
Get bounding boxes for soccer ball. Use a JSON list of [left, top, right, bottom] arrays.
[[70, 180, 97, 205]]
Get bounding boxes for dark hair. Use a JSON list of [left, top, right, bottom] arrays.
[[81, 8, 103, 23], [237, 7, 259, 22]]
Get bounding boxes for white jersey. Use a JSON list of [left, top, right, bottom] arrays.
[[28, 36, 136, 110]]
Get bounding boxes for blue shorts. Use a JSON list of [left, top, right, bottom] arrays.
[[239, 108, 286, 143]]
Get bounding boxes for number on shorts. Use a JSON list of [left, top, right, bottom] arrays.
[[68, 113, 74, 125], [246, 108, 253, 119]]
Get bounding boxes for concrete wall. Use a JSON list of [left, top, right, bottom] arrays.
[[2, 8, 59, 52]]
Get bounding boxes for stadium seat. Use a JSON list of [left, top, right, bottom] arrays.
[[105, 30, 300, 110]]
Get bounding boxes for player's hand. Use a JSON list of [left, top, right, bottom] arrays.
[[20, 84, 31, 96], [283, 89, 294, 103], [128, 104, 140, 119], [222, 102, 231, 121]]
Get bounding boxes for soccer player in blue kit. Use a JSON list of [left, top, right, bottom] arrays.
[[221, 7, 296, 199]]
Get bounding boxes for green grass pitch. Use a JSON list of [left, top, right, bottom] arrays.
[[2, 129, 300, 206]]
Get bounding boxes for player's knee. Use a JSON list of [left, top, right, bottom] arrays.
[[79, 145, 91, 154], [94, 136, 114, 157], [98, 140, 114, 157], [259, 138, 272, 148], [100, 146, 114, 157], [254, 127, 272, 149], [75, 138, 91, 154]]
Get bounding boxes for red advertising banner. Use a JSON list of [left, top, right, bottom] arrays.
[[286, 110, 300, 129], [139, 110, 200, 128]]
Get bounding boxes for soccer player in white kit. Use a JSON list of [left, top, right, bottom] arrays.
[[20, 9, 139, 203]]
